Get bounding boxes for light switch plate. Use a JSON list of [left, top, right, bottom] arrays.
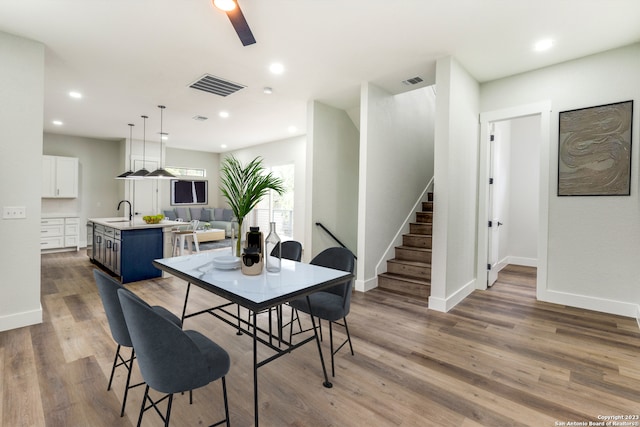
[[2, 206, 26, 219]]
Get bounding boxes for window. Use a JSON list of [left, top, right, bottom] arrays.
[[165, 166, 206, 178], [251, 164, 294, 239]]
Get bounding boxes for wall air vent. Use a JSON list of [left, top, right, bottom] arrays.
[[402, 76, 424, 86], [189, 74, 246, 97]]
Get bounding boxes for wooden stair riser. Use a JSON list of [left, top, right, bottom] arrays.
[[410, 223, 432, 235], [422, 201, 433, 212], [416, 211, 433, 223], [403, 234, 432, 249], [387, 261, 431, 280], [395, 247, 431, 263], [378, 274, 430, 299]]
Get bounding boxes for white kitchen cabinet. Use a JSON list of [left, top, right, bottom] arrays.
[[41, 217, 80, 251], [42, 155, 78, 198]]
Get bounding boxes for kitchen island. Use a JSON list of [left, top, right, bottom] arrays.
[[88, 217, 182, 283]]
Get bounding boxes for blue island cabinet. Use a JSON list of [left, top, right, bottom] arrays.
[[120, 227, 163, 283]]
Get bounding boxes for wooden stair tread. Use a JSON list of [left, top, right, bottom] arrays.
[[379, 272, 430, 285], [397, 245, 431, 252], [387, 259, 431, 268], [405, 232, 432, 238]]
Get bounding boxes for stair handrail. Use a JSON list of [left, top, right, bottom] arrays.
[[375, 177, 434, 277], [315, 222, 357, 260]]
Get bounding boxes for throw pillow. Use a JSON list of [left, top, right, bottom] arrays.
[[200, 208, 212, 222], [214, 208, 224, 221], [163, 209, 177, 220], [189, 207, 202, 221], [175, 207, 189, 221], [222, 208, 234, 222]]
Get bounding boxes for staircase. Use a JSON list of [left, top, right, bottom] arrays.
[[377, 192, 432, 300]]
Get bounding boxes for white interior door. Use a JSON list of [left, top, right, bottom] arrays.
[[487, 125, 499, 286]]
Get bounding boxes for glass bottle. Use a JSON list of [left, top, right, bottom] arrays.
[[265, 222, 281, 272]]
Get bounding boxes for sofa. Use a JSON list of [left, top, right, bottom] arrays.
[[163, 206, 235, 238]]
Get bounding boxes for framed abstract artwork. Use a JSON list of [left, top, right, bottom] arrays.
[[558, 100, 633, 196]]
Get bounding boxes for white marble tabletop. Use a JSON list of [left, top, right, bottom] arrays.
[[153, 251, 352, 311]]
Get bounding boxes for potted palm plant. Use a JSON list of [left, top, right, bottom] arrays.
[[219, 155, 285, 257]]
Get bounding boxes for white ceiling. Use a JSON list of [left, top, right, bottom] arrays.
[[1, 0, 639, 153]]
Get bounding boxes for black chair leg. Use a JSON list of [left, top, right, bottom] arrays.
[[107, 344, 121, 391], [164, 394, 174, 427], [136, 385, 149, 427], [343, 317, 354, 355], [329, 321, 335, 377], [209, 377, 230, 427], [120, 347, 136, 416], [222, 376, 230, 427]]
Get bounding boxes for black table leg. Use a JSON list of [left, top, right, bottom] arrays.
[[181, 282, 191, 323], [253, 310, 259, 426], [307, 295, 332, 388]]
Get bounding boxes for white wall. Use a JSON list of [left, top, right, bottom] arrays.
[[0, 32, 44, 331], [43, 133, 122, 247], [357, 83, 436, 291], [163, 147, 220, 209], [225, 135, 306, 250], [430, 56, 480, 312], [306, 101, 360, 261], [481, 42, 640, 316]]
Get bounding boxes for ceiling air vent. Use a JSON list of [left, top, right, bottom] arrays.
[[189, 74, 246, 97], [192, 115, 209, 121], [402, 76, 424, 86]]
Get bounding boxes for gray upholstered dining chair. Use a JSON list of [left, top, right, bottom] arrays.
[[288, 247, 355, 377], [118, 288, 231, 427], [93, 269, 182, 417], [274, 240, 303, 262]]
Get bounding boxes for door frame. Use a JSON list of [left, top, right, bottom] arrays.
[[476, 101, 551, 294]]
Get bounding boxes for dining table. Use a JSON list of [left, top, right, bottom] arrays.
[[152, 251, 353, 426]]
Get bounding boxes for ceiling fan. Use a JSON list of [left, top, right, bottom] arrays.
[[213, 0, 256, 46]]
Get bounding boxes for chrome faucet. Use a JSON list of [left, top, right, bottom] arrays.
[[117, 200, 133, 221]]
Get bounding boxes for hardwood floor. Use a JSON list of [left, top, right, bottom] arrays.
[[2, 253, 639, 426]]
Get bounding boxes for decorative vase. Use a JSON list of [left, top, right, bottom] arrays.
[[241, 226, 263, 275], [265, 222, 281, 273]]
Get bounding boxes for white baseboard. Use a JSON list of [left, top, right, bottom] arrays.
[[0, 306, 42, 332], [507, 256, 537, 267], [537, 288, 638, 318], [428, 278, 475, 312], [355, 276, 377, 292]]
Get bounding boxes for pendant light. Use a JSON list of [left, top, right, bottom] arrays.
[[129, 115, 150, 178], [146, 105, 176, 179], [115, 123, 135, 179]]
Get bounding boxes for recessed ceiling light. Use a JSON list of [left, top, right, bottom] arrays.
[[263, 87, 273, 94], [219, 111, 230, 118], [534, 39, 554, 52], [288, 126, 297, 133], [69, 91, 82, 99], [221, 144, 228, 149], [213, 0, 236, 12], [269, 63, 284, 74], [159, 132, 169, 141], [52, 120, 63, 126]]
